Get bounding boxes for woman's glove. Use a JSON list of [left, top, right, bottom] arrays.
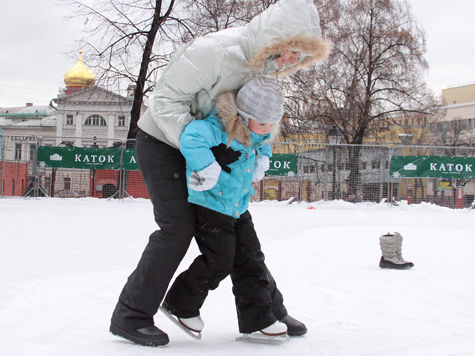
[[252, 155, 270, 182], [189, 160, 222, 191], [210, 143, 241, 173]]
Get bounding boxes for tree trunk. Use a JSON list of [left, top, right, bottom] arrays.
[[127, 0, 175, 141]]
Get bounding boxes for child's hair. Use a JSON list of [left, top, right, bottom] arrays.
[[227, 116, 240, 147]]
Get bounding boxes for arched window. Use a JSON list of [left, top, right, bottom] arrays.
[[85, 114, 107, 126]]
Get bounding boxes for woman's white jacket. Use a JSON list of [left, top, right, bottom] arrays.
[[138, 0, 330, 148]]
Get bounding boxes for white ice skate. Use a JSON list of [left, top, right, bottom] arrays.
[[159, 306, 203, 340], [236, 321, 289, 344]]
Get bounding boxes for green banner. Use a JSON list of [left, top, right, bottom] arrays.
[[37, 146, 121, 169], [267, 154, 298, 176], [123, 148, 139, 171], [37, 147, 298, 175], [390, 156, 475, 178]]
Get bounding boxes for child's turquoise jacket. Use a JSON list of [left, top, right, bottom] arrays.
[[179, 91, 278, 218]]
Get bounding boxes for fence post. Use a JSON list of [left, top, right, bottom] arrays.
[[0, 134, 4, 196], [297, 143, 302, 202], [31, 137, 39, 197], [118, 143, 125, 199], [387, 146, 395, 206]]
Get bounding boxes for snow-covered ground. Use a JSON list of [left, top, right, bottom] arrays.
[[1, 197, 474, 356]]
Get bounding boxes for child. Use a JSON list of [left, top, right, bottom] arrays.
[[162, 77, 287, 339]]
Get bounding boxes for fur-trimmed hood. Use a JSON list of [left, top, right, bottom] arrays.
[[215, 91, 281, 147], [244, 0, 331, 77]]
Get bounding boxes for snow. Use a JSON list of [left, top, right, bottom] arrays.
[[1, 197, 474, 355]]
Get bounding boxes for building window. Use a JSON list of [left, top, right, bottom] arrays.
[[29, 144, 36, 161], [85, 114, 107, 126], [66, 114, 74, 125], [14, 143, 22, 160], [118, 115, 126, 127], [64, 177, 71, 191], [372, 160, 381, 169]]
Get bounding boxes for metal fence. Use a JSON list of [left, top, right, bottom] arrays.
[[254, 142, 394, 203], [0, 135, 148, 199], [253, 142, 475, 208], [1, 134, 474, 208]]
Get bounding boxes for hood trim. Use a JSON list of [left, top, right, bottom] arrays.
[[250, 36, 331, 77]]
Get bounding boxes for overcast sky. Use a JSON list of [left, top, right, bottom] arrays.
[[1, 0, 475, 108]]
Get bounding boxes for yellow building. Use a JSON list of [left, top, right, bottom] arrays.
[[436, 83, 475, 145], [441, 83, 475, 106]]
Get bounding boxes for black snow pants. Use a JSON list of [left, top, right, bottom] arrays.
[[164, 205, 277, 333], [111, 128, 287, 332]]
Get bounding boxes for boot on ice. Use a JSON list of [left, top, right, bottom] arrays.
[[379, 232, 414, 269]]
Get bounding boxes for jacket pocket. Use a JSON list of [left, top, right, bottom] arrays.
[[208, 169, 230, 199]]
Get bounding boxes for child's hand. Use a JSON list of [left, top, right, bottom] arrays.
[[189, 161, 222, 191], [252, 155, 270, 182]]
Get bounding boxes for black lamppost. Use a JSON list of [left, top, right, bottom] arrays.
[[328, 126, 342, 200]]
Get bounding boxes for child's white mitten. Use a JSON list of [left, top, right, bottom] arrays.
[[252, 155, 270, 182], [189, 161, 222, 191]]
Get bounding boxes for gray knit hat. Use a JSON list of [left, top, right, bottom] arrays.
[[236, 77, 284, 124]]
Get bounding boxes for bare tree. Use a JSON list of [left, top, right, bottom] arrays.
[[59, 0, 184, 139], [179, 0, 244, 37], [430, 116, 475, 147], [288, 0, 435, 143], [179, 0, 279, 38], [282, 0, 437, 194]]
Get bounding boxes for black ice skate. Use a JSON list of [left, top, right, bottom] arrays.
[[109, 322, 169, 346], [280, 314, 307, 336]]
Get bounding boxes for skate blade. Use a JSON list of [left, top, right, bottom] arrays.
[[235, 333, 289, 344], [159, 307, 202, 340]]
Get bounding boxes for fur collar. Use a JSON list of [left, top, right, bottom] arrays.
[[250, 36, 330, 77], [215, 92, 281, 147]]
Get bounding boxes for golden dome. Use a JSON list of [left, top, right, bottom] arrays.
[[64, 51, 95, 87]]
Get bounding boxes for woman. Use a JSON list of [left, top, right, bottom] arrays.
[[110, 0, 330, 346]]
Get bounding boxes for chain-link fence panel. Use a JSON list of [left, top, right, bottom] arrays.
[[36, 136, 125, 198], [299, 143, 393, 203], [389, 145, 475, 208], [252, 142, 301, 202], [0, 135, 40, 197], [121, 139, 149, 199]]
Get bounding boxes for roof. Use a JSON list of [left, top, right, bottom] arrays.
[[0, 105, 55, 118], [54, 85, 133, 106], [0, 115, 56, 128]]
